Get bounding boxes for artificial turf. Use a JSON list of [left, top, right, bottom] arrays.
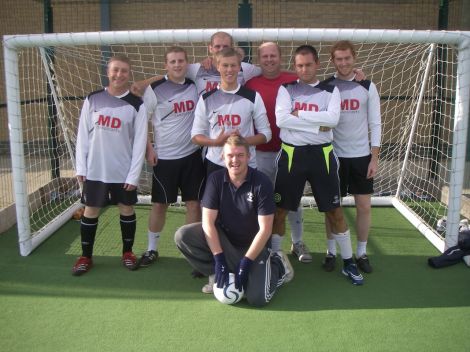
[[1, 206, 469, 351]]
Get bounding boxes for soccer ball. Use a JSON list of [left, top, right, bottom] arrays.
[[213, 273, 244, 305]]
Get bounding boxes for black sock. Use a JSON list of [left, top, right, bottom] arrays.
[[80, 216, 98, 258], [120, 213, 136, 253]]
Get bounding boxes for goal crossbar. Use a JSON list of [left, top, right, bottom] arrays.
[[4, 28, 469, 48]]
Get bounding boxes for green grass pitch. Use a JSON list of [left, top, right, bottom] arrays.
[[0, 206, 469, 351]]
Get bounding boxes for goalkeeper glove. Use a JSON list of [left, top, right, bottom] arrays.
[[214, 252, 229, 288], [235, 256, 253, 291]]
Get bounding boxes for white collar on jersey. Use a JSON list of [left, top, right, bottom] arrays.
[[297, 78, 320, 87], [164, 74, 186, 85], [334, 72, 356, 81], [105, 87, 129, 98], [219, 83, 241, 94]]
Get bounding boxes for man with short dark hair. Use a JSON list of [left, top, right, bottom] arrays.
[[274, 44, 364, 285], [245, 42, 311, 264], [175, 135, 292, 307], [137, 46, 204, 268]]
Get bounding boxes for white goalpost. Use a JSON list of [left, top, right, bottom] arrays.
[[3, 28, 470, 256]]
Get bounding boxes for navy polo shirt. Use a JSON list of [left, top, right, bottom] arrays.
[[202, 167, 275, 247]]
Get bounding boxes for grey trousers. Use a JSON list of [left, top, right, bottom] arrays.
[[174, 222, 285, 307]]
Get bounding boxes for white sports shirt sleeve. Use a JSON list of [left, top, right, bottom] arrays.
[[186, 63, 200, 82], [241, 62, 262, 82], [368, 82, 381, 148], [126, 103, 148, 186], [253, 92, 271, 143], [75, 98, 91, 177], [191, 95, 209, 139], [297, 86, 341, 127], [143, 85, 158, 116], [275, 84, 341, 132]]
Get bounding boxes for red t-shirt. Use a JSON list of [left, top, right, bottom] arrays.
[[245, 72, 298, 152]]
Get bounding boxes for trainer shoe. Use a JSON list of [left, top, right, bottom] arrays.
[[291, 241, 313, 263], [459, 218, 469, 232], [436, 217, 447, 232], [276, 250, 294, 283], [72, 256, 93, 276], [202, 274, 215, 294], [122, 251, 138, 271], [355, 254, 373, 273], [137, 250, 158, 268], [322, 252, 336, 272], [342, 262, 364, 285]]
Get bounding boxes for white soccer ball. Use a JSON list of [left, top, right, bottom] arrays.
[[213, 273, 244, 305]]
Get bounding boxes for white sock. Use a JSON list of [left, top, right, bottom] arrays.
[[327, 238, 337, 256], [357, 241, 367, 257], [147, 231, 160, 251], [271, 234, 283, 252], [288, 207, 303, 244], [333, 230, 353, 260]]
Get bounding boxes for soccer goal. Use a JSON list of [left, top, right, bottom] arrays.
[[3, 28, 469, 256]]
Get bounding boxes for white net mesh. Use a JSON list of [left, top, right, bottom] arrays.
[[5, 30, 465, 254]]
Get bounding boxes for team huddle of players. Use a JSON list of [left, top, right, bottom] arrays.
[[73, 31, 381, 307]]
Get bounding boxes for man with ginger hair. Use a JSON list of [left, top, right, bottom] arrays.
[[322, 40, 381, 274]]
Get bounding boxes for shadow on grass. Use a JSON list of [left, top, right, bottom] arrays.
[[1, 212, 469, 312]]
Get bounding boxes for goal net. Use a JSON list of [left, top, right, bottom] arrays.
[[3, 29, 469, 256]]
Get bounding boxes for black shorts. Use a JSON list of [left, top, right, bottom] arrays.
[[274, 143, 341, 212], [81, 180, 137, 207], [205, 158, 224, 178], [151, 149, 205, 204], [338, 155, 374, 197]]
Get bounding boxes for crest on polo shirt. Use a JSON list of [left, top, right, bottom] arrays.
[[246, 192, 254, 203]]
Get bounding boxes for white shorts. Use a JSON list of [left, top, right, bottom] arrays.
[[256, 150, 278, 186]]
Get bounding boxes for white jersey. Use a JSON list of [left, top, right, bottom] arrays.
[[76, 89, 148, 186], [324, 76, 381, 157], [186, 62, 261, 96], [191, 84, 271, 167], [275, 80, 341, 146], [143, 76, 199, 159]]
